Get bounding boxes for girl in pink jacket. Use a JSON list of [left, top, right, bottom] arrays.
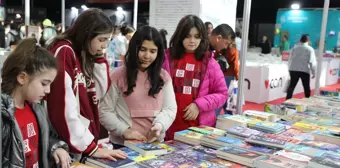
[[164, 15, 228, 140]]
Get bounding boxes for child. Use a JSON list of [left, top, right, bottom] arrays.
[[1, 38, 70, 167], [163, 15, 228, 140], [46, 9, 127, 160], [99, 26, 177, 146]]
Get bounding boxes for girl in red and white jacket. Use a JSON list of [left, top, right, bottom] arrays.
[[46, 8, 127, 161]]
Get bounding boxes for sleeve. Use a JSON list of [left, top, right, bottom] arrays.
[[309, 48, 317, 75], [225, 49, 239, 80], [47, 47, 97, 155], [153, 79, 177, 133], [194, 61, 228, 112], [93, 57, 111, 101], [98, 83, 130, 138], [117, 38, 127, 56]]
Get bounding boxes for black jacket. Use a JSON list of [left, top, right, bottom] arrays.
[[1, 94, 68, 168]]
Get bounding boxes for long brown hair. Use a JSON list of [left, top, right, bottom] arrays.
[[48, 8, 113, 80], [2, 38, 57, 95]]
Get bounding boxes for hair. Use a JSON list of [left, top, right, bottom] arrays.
[[48, 8, 113, 80], [300, 34, 309, 43], [283, 35, 288, 40], [169, 15, 209, 61], [236, 32, 241, 38], [205, 22, 213, 28], [2, 38, 57, 95], [124, 25, 165, 97], [211, 24, 236, 41], [159, 29, 168, 48], [121, 24, 135, 36]]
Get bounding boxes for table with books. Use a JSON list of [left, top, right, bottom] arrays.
[[72, 95, 340, 168]]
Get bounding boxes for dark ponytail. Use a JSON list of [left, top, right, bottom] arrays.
[[159, 29, 168, 49], [121, 24, 135, 36]]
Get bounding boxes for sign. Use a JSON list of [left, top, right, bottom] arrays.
[[265, 77, 283, 89], [282, 51, 290, 61]]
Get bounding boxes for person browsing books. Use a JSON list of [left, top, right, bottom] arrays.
[[46, 9, 127, 161], [162, 15, 228, 140], [1, 38, 70, 168], [99, 26, 177, 146]]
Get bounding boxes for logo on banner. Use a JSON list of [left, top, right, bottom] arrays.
[[329, 68, 339, 76], [265, 77, 283, 89]]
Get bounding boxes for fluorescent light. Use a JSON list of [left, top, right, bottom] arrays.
[[291, 3, 300, 10], [117, 7, 123, 12], [71, 7, 77, 11], [81, 5, 88, 10]]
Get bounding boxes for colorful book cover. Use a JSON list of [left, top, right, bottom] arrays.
[[300, 140, 340, 152], [163, 140, 192, 150], [189, 126, 226, 136], [175, 149, 216, 161], [239, 143, 276, 154], [284, 143, 327, 157], [120, 147, 157, 162], [175, 130, 203, 140], [263, 134, 301, 144], [218, 146, 262, 159], [248, 120, 285, 131], [140, 152, 199, 168], [226, 126, 263, 138], [274, 150, 312, 163], [256, 155, 307, 168], [292, 122, 327, 131], [125, 140, 164, 151], [280, 128, 304, 137], [86, 157, 135, 168], [207, 158, 247, 168], [302, 117, 340, 127], [206, 135, 244, 146], [192, 146, 217, 156], [247, 135, 287, 146], [309, 153, 340, 167]]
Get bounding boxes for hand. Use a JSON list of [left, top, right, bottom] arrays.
[[123, 128, 147, 141], [147, 123, 163, 143], [53, 148, 71, 168], [183, 103, 199, 121], [92, 148, 128, 161]]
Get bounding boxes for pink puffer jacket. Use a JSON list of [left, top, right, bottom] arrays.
[[163, 50, 228, 126]]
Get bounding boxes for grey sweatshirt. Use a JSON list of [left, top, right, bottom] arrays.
[[288, 43, 317, 75]]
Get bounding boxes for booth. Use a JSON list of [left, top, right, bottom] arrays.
[[243, 52, 340, 104], [274, 9, 340, 51]]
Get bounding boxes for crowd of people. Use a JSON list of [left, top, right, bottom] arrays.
[[1, 8, 242, 168], [1, 6, 318, 168]]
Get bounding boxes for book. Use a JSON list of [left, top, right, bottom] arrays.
[[292, 122, 327, 132], [155, 140, 192, 153], [247, 120, 286, 134], [138, 153, 199, 168], [174, 130, 203, 145], [262, 134, 301, 144], [244, 110, 278, 122], [123, 140, 167, 156], [120, 147, 157, 162], [283, 143, 327, 157], [300, 140, 340, 153], [264, 104, 297, 115], [312, 130, 340, 146], [308, 152, 340, 168], [216, 146, 265, 167], [71, 162, 94, 168], [254, 155, 308, 168], [85, 157, 135, 168], [274, 150, 312, 163], [226, 126, 263, 139], [201, 135, 245, 149], [216, 115, 256, 130], [246, 135, 287, 149], [189, 126, 226, 136]]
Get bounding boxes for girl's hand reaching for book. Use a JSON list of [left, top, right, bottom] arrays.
[[183, 103, 199, 120], [147, 123, 163, 143], [92, 148, 128, 161], [53, 148, 71, 168], [123, 128, 147, 141]]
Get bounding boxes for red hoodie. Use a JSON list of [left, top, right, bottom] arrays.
[[47, 40, 110, 155]]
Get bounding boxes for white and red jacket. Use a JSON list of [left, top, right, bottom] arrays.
[[47, 40, 110, 155]]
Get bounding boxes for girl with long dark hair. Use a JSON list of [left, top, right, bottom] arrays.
[[99, 26, 177, 146]]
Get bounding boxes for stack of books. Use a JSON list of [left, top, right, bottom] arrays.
[[307, 152, 340, 168], [226, 126, 263, 140], [216, 146, 266, 167], [244, 110, 278, 122], [85, 157, 136, 168], [245, 135, 287, 149], [216, 114, 257, 130], [247, 120, 286, 134], [174, 129, 204, 145]]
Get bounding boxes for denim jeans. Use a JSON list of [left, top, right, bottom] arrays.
[[215, 76, 235, 116]]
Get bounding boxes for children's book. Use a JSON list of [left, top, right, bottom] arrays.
[[124, 140, 167, 156], [85, 157, 135, 168], [189, 126, 226, 136], [120, 147, 157, 162]]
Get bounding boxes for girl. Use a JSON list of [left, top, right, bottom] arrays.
[[1, 38, 70, 168], [99, 26, 177, 146], [108, 25, 136, 70], [46, 9, 127, 160], [163, 15, 228, 140]]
